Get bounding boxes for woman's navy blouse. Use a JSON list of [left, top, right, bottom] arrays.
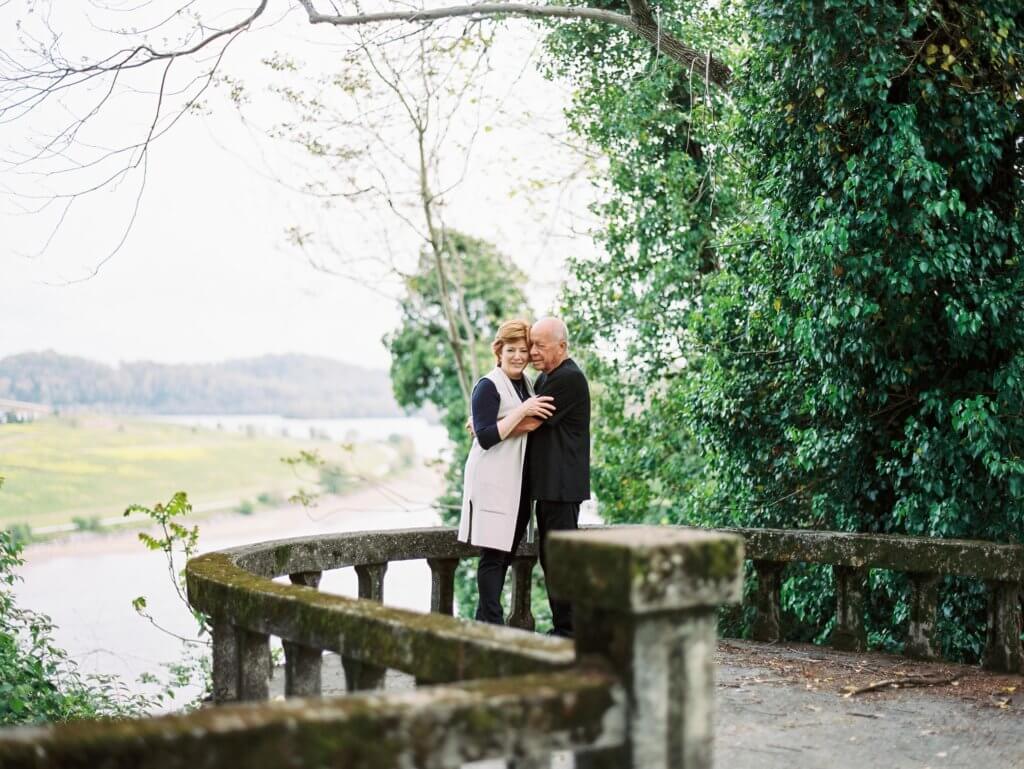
[[471, 376, 530, 450]]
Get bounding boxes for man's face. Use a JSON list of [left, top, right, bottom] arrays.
[[530, 326, 565, 372]]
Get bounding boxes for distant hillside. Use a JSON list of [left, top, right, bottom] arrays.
[[0, 352, 403, 418]]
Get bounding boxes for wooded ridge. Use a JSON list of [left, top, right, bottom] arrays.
[[0, 352, 403, 418]]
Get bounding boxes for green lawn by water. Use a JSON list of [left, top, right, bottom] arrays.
[[0, 416, 393, 529]]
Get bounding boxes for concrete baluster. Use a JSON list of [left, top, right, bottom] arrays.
[[751, 560, 786, 643], [211, 618, 239, 704], [983, 579, 1023, 673], [507, 557, 537, 631], [237, 628, 271, 701], [905, 572, 940, 659], [342, 562, 389, 691], [831, 564, 868, 652], [283, 570, 324, 697], [427, 557, 459, 615], [546, 526, 744, 769]]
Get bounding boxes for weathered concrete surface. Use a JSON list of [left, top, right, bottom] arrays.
[[286, 641, 1024, 769], [189, 550, 574, 685], [731, 527, 1024, 581], [0, 671, 624, 769], [546, 527, 744, 613], [548, 527, 743, 769], [715, 640, 1024, 769]]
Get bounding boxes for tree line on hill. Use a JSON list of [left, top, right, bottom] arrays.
[[0, 352, 404, 418]]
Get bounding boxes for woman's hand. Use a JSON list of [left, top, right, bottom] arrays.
[[522, 395, 555, 419]]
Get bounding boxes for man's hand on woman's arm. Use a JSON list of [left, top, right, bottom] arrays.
[[509, 416, 543, 436], [497, 396, 553, 440]]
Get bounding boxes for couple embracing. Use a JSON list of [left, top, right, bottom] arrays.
[[457, 317, 590, 639]]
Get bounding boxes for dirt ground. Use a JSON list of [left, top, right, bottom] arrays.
[[715, 639, 1023, 768], [272, 638, 1024, 768]]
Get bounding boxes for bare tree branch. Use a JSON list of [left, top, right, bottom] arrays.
[[296, 0, 731, 88]]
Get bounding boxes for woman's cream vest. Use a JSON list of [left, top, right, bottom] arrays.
[[457, 367, 533, 552]]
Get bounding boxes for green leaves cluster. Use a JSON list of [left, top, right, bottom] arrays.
[[545, 0, 747, 523], [0, 529, 154, 724], [549, 0, 1023, 660]]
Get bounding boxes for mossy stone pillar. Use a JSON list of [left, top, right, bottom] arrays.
[[508, 556, 537, 631], [211, 618, 239, 704], [343, 562, 388, 691], [546, 527, 744, 769], [831, 564, 868, 652], [237, 628, 271, 701], [355, 562, 387, 602], [283, 571, 323, 697], [905, 572, 940, 660], [427, 557, 459, 615], [983, 579, 1023, 673], [751, 560, 786, 643]]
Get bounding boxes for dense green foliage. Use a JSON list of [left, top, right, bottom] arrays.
[[0, 352, 400, 418], [546, 0, 746, 525], [548, 0, 1023, 659], [0, 527, 153, 724]]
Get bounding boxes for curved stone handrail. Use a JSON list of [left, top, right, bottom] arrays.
[[7, 525, 735, 769], [188, 523, 1024, 687], [5, 522, 1019, 769], [733, 527, 1024, 580], [186, 527, 568, 695]]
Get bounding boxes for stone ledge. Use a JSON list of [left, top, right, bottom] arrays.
[[546, 527, 745, 613], [731, 527, 1024, 581], [0, 670, 625, 769], [188, 552, 574, 684]]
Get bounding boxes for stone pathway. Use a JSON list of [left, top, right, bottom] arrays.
[[271, 639, 1023, 768], [716, 641, 1023, 768]]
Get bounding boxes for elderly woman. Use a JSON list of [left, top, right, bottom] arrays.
[[458, 319, 554, 624]]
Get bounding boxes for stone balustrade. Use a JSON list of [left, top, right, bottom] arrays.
[[0, 523, 1019, 768], [0, 526, 745, 769], [732, 527, 1024, 672]]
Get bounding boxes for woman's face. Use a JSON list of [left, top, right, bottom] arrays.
[[499, 339, 530, 378]]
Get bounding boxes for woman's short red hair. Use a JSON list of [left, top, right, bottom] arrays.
[[491, 319, 531, 362]]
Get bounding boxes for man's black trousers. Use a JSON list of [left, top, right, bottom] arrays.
[[536, 499, 580, 637]]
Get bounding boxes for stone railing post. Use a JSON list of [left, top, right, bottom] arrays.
[[211, 618, 239, 704], [751, 560, 785, 643], [546, 527, 744, 769], [342, 562, 389, 691], [983, 579, 1023, 673], [905, 572, 940, 659], [237, 628, 271, 701], [427, 557, 459, 615], [507, 556, 537, 631], [283, 571, 323, 697], [831, 564, 868, 652]]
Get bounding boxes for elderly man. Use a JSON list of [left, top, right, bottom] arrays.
[[522, 317, 591, 638]]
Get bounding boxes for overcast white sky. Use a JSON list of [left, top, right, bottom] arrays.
[[0, 2, 599, 369]]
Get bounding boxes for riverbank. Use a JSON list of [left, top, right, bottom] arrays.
[[0, 414, 427, 531]]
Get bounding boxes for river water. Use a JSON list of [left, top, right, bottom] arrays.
[[148, 413, 451, 460]]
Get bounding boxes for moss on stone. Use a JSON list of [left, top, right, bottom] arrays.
[[0, 671, 624, 769]]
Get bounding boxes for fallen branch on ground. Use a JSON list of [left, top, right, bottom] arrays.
[[842, 674, 961, 697]]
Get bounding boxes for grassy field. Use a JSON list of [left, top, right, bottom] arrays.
[[0, 416, 400, 530]]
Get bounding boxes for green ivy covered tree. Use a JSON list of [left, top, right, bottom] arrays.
[[550, 0, 1022, 660], [545, 0, 747, 524]]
